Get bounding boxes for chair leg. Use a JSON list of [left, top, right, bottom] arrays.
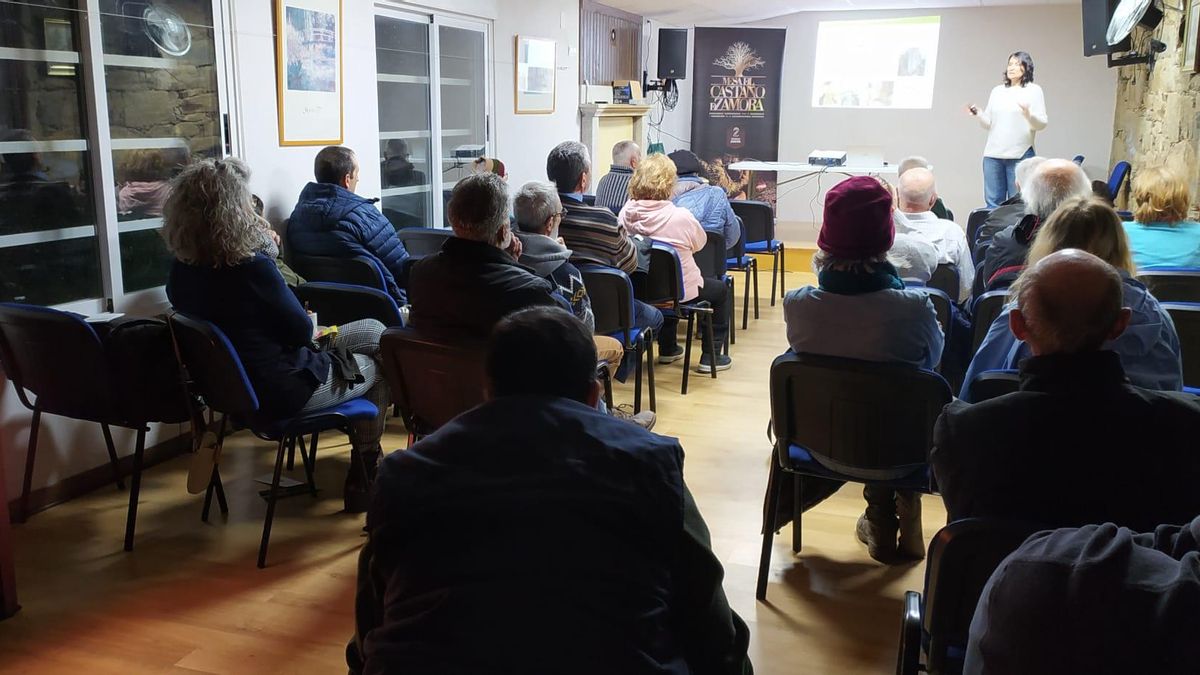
[[725, 282, 735, 353], [645, 332, 656, 412], [297, 435, 317, 496], [633, 342, 643, 414], [18, 408, 42, 523], [602, 366, 614, 410], [742, 268, 751, 329], [258, 437, 289, 568], [752, 259, 761, 319], [779, 245, 787, 299], [213, 467, 229, 515], [757, 460, 782, 601], [286, 437, 295, 472], [201, 464, 222, 523], [769, 250, 779, 307], [681, 313, 695, 395], [123, 428, 146, 552], [792, 471, 803, 553], [100, 423, 126, 491]]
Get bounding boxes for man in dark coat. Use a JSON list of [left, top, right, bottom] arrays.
[[287, 145, 411, 303]]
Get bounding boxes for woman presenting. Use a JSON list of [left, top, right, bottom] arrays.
[[967, 51, 1047, 208]]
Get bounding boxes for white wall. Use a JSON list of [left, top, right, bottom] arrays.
[[643, 21, 695, 155]]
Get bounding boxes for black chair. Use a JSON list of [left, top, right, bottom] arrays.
[[970, 290, 1009, 357], [168, 313, 379, 568], [928, 264, 960, 303], [896, 518, 1044, 675], [378, 327, 488, 443], [725, 218, 759, 330], [396, 227, 451, 259], [1162, 303, 1200, 392], [731, 200, 785, 305], [697, 229, 735, 352], [289, 254, 387, 292], [1137, 268, 1200, 303], [581, 265, 656, 412], [641, 242, 718, 395], [966, 207, 992, 258], [963, 369, 1021, 403], [293, 282, 404, 328], [758, 352, 952, 600], [910, 287, 952, 347]]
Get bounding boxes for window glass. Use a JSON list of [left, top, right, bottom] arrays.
[[376, 15, 433, 230]]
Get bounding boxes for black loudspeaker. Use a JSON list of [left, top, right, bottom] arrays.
[[657, 28, 688, 80], [1082, 0, 1131, 56]]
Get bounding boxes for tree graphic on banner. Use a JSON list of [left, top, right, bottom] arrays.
[[713, 42, 765, 77]]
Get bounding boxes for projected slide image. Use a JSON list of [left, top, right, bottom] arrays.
[[812, 16, 941, 109]]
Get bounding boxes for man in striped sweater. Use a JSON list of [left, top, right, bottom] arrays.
[[594, 140, 640, 214]]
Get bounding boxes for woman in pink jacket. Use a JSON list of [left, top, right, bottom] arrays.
[[619, 154, 731, 372]]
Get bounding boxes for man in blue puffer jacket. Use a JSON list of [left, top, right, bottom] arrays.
[[669, 149, 741, 250], [287, 146, 411, 303]]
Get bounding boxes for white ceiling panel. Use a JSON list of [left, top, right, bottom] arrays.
[[601, 0, 1068, 23]]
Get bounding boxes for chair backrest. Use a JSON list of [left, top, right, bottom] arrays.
[[106, 317, 195, 424], [379, 327, 487, 438], [1108, 160, 1131, 202], [1072, 154, 1085, 165], [966, 369, 1021, 402], [641, 241, 685, 306], [726, 217, 747, 261], [696, 230, 728, 280], [289, 253, 386, 291], [970, 290, 1009, 356], [167, 313, 260, 416], [910, 287, 952, 339], [0, 303, 121, 422], [769, 352, 952, 477], [293, 282, 404, 328], [1162, 303, 1200, 388], [396, 227, 451, 259], [730, 200, 775, 244], [1137, 268, 1200, 303], [579, 265, 635, 344], [928, 263, 959, 301], [922, 518, 1045, 675], [966, 207, 992, 256]]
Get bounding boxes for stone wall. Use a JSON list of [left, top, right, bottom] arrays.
[[1111, 10, 1200, 211]]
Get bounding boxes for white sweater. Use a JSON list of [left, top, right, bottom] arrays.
[[978, 83, 1047, 159]]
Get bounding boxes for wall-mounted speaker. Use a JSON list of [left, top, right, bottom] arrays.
[[1083, 0, 1131, 56], [657, 28, 688, 80]]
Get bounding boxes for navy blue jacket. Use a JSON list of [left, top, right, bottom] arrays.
[[350, 395, 753, 675], [167, 254, 329, 417], [287, 182, 411, 302]]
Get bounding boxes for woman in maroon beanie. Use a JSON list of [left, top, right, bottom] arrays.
[[777, 175, 944, 564]]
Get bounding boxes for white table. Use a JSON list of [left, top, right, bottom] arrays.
[[728, 160, 897, 187]]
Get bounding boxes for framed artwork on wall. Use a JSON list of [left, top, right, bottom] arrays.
[[515, 35, 556, 114], [1185, 0, 1200, 72], [275, 0, 343, 145]]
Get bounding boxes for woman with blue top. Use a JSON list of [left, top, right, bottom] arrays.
[[1124, 166, 1200, 269], [963, 196, 1182, 401], [967, 51, 1048, 208]]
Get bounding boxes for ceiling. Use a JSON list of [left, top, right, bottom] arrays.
[[599, 0, 1071, 24]]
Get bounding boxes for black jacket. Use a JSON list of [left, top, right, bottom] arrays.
[[932, 351, 1200, 531], [974, 198, 1024, 258], [979, 214, 1038, 291], [407, 236, 566, 340]]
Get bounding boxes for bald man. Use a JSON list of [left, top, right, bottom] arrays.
[[894, 167, 973, 301], [931, 249, 1200, 531]]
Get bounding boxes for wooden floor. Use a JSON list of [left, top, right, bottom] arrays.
[[0, 267, 947, 674]]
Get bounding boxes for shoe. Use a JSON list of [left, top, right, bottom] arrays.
[[896, 492, 926, 560], [856, 513, 899, 564], [657, 346, 684, 364], [613, 404, 657, 431], [696, 353, 732, 373]]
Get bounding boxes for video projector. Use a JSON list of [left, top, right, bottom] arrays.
[[808, 150, 847, 167]]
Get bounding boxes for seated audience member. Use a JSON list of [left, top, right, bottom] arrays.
[[513, 181, 597, 331], [934, 249, 1200, 529], [782, 176, 944, 563], [963, 197, 1182, 398], [894, 167, 973, 301], [620, 154, 732, 373], [594, 140, 640, 213], [471, 156, 507, 180], [877, 178, 939, 282], [974, 155, 1046, 253], [898, 155, 952, 220], [1124, 166, 1200, 269], [164, 159, 389, 513], [963, 517, 1200, 675], [251, 192, 303, 288], [287, 145, 411, 303], [670, 149, 742, 249], [980, 158, 1090, 290], [547, 140, 663, 338], [348, 307, 752, 675]]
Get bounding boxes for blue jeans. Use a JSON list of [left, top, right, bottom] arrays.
[[982, 147, 1035, 208]]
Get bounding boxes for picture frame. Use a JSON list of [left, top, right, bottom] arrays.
[[275, 0, 343, 146], [1186, 0, 1200, 72], [515, 35, 556, 114]]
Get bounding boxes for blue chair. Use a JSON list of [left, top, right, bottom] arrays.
[[1108, 160, 1131, 203], [580, 265, 656, 412], [1161, 303, 1200, 392], [289, 253, 388, 293], [725, 218, 759, 330], [396, 227, 451, 259], [970, 290, 1009, 356], [962, 369, 1021, 403], [1072, 154, 1085, 165], [697, 229, 735, 352], [167, 313, 379, 568], [1136, 268, 1200, 303], [909, 287, 953, 355], [293, 282, 404, 328], [640, 242, 719, 395], [731, 200, 785, 305], [928, 263, 960, 304], [966, 207, 993, 260], [757, 352, 952, 601]]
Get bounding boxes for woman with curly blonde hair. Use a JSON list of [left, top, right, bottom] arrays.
[[164, 158, 390, 512], [619, 153, 731, 372], [1123, 166, 1200, 269]]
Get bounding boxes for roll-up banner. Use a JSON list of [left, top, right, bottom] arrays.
[[690, 27, 787, 208]]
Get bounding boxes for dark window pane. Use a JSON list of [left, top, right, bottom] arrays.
[[0, 237, 101, 305], [118, 229, 170, 293]]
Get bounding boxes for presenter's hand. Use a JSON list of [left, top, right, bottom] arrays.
[[965, 103, 979, 116], [1018, 102, 1031, 116]]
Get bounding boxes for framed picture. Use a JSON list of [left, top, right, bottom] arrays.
[[275, 0, 343, 146], [1186, 0, 1200, 72], [515, 35, 556, 114]]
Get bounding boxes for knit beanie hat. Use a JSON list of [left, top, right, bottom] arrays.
[[668, 150, 704, 177], [817, 176, 895, 259]]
